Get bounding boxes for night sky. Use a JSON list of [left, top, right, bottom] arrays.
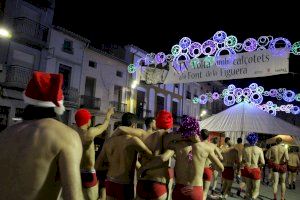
[[53, 1, 300, 89]]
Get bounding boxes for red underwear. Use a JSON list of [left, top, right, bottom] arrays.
[[222, 167, 234, 181], [288, 165, 298, 173], [81, 170, 98, 188], [203, 167, 214, 182], [105, 180, 134, 200], [243, 167, 261, 180], [136, 180, 167, 199], [272, 163, 287, 173], [172, 184, 203, 200]]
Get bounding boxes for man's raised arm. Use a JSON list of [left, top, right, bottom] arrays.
[[88, 107, 114, 140]]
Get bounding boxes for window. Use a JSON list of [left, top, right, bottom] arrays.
[[59, 64, 72, 88], [186, 91, 191, 99], [62, 40, 73, 54], [174, 84, 179, 88], [89, 61, 97, 68], [116, 71, 123, 77]]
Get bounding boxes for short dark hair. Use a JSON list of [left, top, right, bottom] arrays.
[[22, 105, 59, 121], [225, 137, 231, 143], [237, 138, 242, 144], [121, 113, 137, 127], [113, 121, 122, 130], [276, 137, 283, 144], [145, 117, 155, 129], [200, 129, 210, 140], [211, 137, 219, 144]]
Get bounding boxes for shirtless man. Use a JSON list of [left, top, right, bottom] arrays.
[[211, 137, 222, 197], [242, 133, 265, 200], [115, 110, 174, 200], [265, 144, 274, 186], [221, 140, 239, 199], [145, 117, 156, 134], [235, 138, 245, 196], [287, 147, 300, 189], [140, 116, 224, 200], [201, 130, 223, 200], [95, 112, 153, 200], [0, 72, 84, 200], [268, 137, 289, 200], [74, 107, 114, 200]]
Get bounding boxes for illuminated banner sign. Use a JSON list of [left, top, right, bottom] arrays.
[[157, 49, 289, 84]]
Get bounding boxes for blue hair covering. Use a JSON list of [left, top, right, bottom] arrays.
[[246, 132, 259, 146]]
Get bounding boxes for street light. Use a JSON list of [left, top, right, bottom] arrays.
[[131, 80, 138, 89], [0, 27, 12, 39], [200, 110, 207, 117]]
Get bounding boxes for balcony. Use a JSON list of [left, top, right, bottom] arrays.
[[110, 101, 127, 113], [5, 65, 33, 89], [63, 87, 79, 108], [80, 95, 101, 110], [13, 17, 49, 46]]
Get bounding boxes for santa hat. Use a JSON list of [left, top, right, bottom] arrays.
[[156, 110, 173, 129], [75, 109, 92, 127], [23, 71, 65, 115]]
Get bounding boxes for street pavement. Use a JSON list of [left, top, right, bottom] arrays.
[[208, 173, 300, 200]]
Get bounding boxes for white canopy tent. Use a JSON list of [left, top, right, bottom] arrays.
[[200, 102, 300, 143]]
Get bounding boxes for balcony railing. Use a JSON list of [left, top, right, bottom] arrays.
[[110, 101, 127, 113], [80, 95, 101, 110], [13, 17, 49, 44], [63, 87, 79, 107], [5, 65, 33, 89]]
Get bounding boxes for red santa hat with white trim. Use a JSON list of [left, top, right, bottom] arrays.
[[23, 71, 65, 115]]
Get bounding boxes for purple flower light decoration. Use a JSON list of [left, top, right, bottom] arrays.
[[202, 40, 217, 56], [155, 52, 166, 64], [188, 42, 202, 58], [269, 37, 291, 56], [179, 37, 192, 49], [179, 115, 200, 138]]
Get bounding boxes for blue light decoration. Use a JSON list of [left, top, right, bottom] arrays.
[[179, 37, 192, 49], [129, 31, 300, 75], [199, 94, 208, 104], [155, 52, 166, 64], [243, 38, 258, 52], [283, 90, 296, 103], [213, 31, 227, 44], [224, 94, 236, 106], [192, 83, 299, 116], [268, 37, 292, 56], [127, 64, 136, 73]]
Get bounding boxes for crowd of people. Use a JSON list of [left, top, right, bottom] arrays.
[[0, 72, 299, 200]]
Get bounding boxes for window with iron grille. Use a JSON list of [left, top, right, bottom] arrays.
[[89, 61, 97, 68], [116, 71, 123, 77], [62, 40, 73, 54]]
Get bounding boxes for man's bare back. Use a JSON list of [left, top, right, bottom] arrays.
[[222, 147, 239, 167], [0, 118, 83, 200], [96, 134, 152, 184], [243, 146, 265, 168], [288, 153, 299, 167], [270, 144, 289, 164], [171, 140, 223, 186]]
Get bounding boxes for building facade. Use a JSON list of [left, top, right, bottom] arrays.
[[0, 0, 54, 131]]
